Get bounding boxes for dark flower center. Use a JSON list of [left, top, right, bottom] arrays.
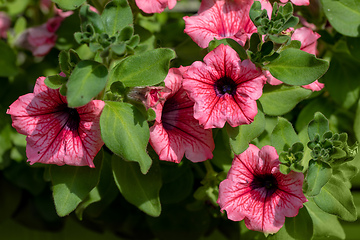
[[64, 107, 81, 131], [250, 174, 278, 196], [214, 76, 237, 96]]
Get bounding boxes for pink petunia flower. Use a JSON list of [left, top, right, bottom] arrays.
[[149, 66, 215, 163], [217, 144, 307, 234], [183, 44, 266, 129], [16, 17, 64, 57], [183, 0, 272, 49], [135, 0, 178, 14], [0, 12, 11, 39], [266, 27, 324, 91], [6, 77, 105, 168]]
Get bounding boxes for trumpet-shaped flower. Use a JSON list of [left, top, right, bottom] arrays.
[[7, 77, 104, 168], [183, 44, 266, 129], [149, 66, 215, 163], [217, 144, 307, 234], [183, 0, 272, 49], [135, 0, 178, 14], [266, 27, 324, 91]]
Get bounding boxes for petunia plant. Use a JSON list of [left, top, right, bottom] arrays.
[[1, 0, 360, 239]]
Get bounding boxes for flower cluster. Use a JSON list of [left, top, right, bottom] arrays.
[[5, 0, 327, 236]]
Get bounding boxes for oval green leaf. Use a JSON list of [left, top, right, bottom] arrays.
[[321, 0, 360, 37], [264, 48, 329, 86], [108, 48, 176, 88], [259, 85, 312, 116], [307, 112, 329, 141], [50, 149, 103, 217], [313, 176, 357, 221], [66, 60, 108, 108], [112, 155, 162, 217], [270, 117, 300, 153], [306, 160, 332, 197], [100, 101, 152, 174], [101, 0, 133, 36]]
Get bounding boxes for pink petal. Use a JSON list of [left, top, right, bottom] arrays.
[[7, 77, 105, 167], [218, 144, 307, 234], [183, 44, 265, 129], [135, 0, 177, 13], [290, 0, 310, 6], [292, 27, 320, 55], [184, 0, 257, 48], [302, 81, 324, 91], [149, 67, 214, 163], [0, 12, 11, 38]]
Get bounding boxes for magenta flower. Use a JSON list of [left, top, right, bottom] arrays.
[[0, 12, 11, 39], [135, 0, 178, 14], [217, 144, 307, 234], [6, 77, 105, 168], [15, 16, 64, 57], [183, 0, 272, 49], [149, 66, 215, 163], [183, 44, 266, 129], [266, 27, 324, 91]]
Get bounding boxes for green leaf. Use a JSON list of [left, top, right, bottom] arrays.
[[79, 4, 104, 33], [306, 160, 332, 197], [44, 75, 67, 89], [208, 39, 248, 60], [308, 112, 330, 141], [270, 117, 299, 153], [313, 176, 357, 221], [0, 40, 18, 77], [101, 0, 133, 36], [112, 155, 162, 217], [50, 149, 103, 217], [322, 53, 360, 109], [108, 48, 175, 88], [52, 0, 86, 10], [321, 0, 360, 37], [332, 163, 359, 188], [211, 128, 233, 172], [264, 48, 329, 86], [305, 199, 346, 240], [226, 108, 265, 155], [268, 207, 313, 240], [100, 101, 152, 174], [259, 85, 312, 116], [66, 60, 108, 108]]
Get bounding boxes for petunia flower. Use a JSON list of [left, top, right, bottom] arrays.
[[183, 44, 266, 129], [183, 0, 272, 49], [0, 12, 10, 39], [15, 16, 64, 57], [217, 144, 307, 234], [148, 66, 215, 163], [135, 0, 178, 14], [265, 27, 324, 91], [6, 77, 105, 168]]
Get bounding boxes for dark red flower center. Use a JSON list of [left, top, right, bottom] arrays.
[[250, 174, 278, 196], [214, 76, 237, 96], [64, 107, 81, 131]]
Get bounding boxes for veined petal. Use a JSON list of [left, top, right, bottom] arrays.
[[149, 66, 214, 163], [135, 0, 177, 13], [184, 0, 256, 48], [7, 76, 105, 168], [183, 44, 265, 129], [218, 144, 307, 234]]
